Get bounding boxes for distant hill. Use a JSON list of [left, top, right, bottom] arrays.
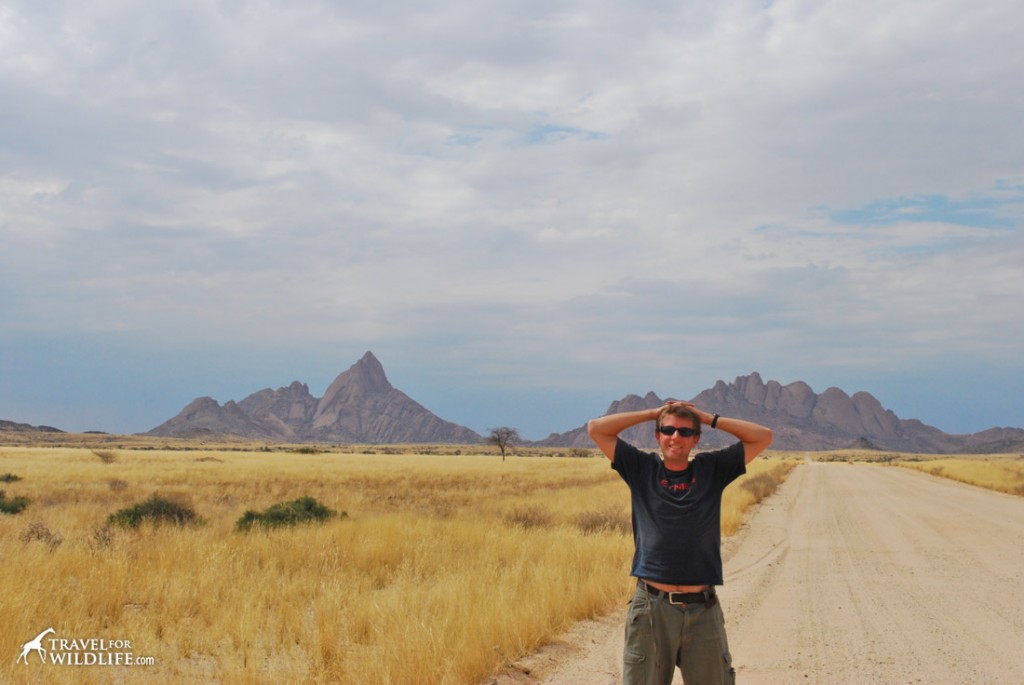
[[0, 420, 63, 433], [146, 352, 483, 444], [535, 372, 1024, 454]]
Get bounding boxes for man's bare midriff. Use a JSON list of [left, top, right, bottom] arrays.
[[641, 578, 712, 593]]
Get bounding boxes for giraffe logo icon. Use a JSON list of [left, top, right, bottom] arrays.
[[16, 627, 55, 664]]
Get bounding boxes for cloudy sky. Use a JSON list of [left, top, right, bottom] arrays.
[[2, 0, 1022, 440]]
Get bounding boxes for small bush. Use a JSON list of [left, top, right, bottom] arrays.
[[92, 449, 118, 464], [20, 522, 63, 550], [107, 495, 203, 529], [739, 472, 780, 500], [574, 508, 631, 535], [89, 524, 116, 551], [235, 496, 341, 532], [0, 490, 31, 515], [503, 507, 553, 529], [1, 472, 22, 482]]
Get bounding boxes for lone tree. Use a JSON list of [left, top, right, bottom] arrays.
[[488, 427, 520, 462]]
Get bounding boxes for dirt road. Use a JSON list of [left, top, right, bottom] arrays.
[[492, 462, 1024, 684]]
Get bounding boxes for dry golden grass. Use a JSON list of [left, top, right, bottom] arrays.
[[721, 458, 797, 536], [896, 456, 1024, 496], [0, 445, 793, 685]]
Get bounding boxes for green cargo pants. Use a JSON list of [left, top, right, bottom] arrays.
[[623, 583, 736, 685]]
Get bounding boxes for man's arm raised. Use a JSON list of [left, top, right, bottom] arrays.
[[682, 403, 773, 464], [719, 416, 773, 464], [587, 407, 660, 462]]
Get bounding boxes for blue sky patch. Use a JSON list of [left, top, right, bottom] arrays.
[[523, 124, 607, 145], [830, 193, 1019, 230]]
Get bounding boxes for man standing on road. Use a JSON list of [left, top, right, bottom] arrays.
[[587, 401, 772, 685]]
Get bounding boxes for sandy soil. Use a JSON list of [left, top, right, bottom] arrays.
[[483, 462, 1024, 684]]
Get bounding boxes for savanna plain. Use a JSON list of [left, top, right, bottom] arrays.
[[4, 437, 1022, 685], [1, 436, 796, 685]]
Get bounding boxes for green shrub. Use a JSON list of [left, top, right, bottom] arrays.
[[235, 496, 342, 532], [0, 490, 31, 514], [0, 472, 22, 482], [107, 495, 203, 529]]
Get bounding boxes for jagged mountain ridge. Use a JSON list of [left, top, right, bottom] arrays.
[[536, 372, 1024, 454], [144, 356, 1023, 452], [146, 352, 483, 444]]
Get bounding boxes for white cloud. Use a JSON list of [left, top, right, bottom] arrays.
[[1, 0, 1022, 435]]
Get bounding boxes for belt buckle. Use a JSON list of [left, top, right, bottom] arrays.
[[668, 591, 686, 605]]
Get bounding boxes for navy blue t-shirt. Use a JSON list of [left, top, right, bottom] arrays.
[[612, 439, 746, 585]]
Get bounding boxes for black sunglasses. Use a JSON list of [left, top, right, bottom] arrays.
[[657, 426, 698, 437]]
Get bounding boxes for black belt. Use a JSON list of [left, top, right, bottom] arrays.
[[639, 581, 717, 606]]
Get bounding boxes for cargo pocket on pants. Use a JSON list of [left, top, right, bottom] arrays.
[[623, 591, 653, 684], [723, 651, 736, 685], [622, 648, 648, 684]]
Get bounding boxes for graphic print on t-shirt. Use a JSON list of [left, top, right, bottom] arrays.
[[660, 468, 696, 493]]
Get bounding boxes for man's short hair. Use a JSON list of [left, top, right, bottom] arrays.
[[656, 404, 702, 436]]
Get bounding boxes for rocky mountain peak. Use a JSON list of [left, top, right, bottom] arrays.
[[147, 352, 482, 444], [316, 351, 391, 415]]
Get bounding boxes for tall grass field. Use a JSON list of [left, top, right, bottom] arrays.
[[897, 456, 1024, 496], [1, 446, 793, 684]]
